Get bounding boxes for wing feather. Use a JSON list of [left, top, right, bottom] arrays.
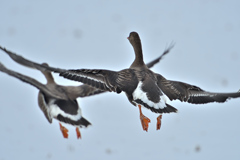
[[146, 43, 174, 68], [59, 69, 120, 92], [0, 62, 68, 100], [38, 92, 52, 123], [156, 74, 240, 104]]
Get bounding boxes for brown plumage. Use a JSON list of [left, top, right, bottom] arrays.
[[28, 31, 240, 132], [0, 62, 91, 139]]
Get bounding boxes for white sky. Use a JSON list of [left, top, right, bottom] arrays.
[[0, 0, 240, 160]]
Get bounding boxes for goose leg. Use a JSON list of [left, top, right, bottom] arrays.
[[156, 114, 162, 130], [138, 104, 151, 132], [59, 123, 69, 138], [76, 127, 81, 139]]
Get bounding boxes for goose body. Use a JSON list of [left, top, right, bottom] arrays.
[[0, 62, 91, 139], [49, 31, 240, 131]]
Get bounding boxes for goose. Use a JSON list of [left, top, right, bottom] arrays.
[[0, 43, 173, 133], [0, 62, 92, 139], [26, 31, 240, 132]]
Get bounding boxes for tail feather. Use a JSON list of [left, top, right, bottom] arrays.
[[78, 117, 91, 128], [57, 115, 91, 128], [135, 99, 177, 113]]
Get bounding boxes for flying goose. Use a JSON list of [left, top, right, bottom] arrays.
[[0, 62, 92, 139], [24, 31, 240, 132], [0, 43, 173, 133]]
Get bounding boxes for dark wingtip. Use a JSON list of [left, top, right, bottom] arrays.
[[0, 62, 6, 70], [0, 45, 6, 51]]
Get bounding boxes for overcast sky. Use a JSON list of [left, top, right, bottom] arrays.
[[0, 0, 240, 160]]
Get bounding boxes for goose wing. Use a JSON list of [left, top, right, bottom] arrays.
[[156, 74, 240, 104], [61, 84, 106, 99], [0, 46, 66, 73], [38, 92, 52, 123], [0, 62, 69, 100], [146, 43, 174, 68], [58, 69, 136, 93]]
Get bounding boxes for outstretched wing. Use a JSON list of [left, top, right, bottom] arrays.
[[0, 62, 68, 100], [0, 46, 67, 73], [156, 74, 240, 104], [0, 46, 46, 70], [59, 69, 124, 93], [59, 68, 140, 95], [146, 43, 174, 68]]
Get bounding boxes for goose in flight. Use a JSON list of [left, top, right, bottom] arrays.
[[0, 62, 92, 139], [23, 31, 240, 132]]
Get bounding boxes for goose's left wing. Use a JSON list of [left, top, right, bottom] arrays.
[[146, 43, 174, 68], [156, 74, 240, 104]]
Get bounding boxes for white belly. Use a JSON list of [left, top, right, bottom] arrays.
[[132, 81, 167, 110], [48, 99, 82, 121]]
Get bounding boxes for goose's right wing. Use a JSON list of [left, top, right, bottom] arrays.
[[0, 62, 68, 100], [0, 46, 66, 73]]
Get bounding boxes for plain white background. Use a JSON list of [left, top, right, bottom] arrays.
[[0, 0, 240, 160]]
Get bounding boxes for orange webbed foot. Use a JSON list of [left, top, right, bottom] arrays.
[[138, 105, 151, 132], [76, 127, 81, 139], [156, 115, 162, 130], [59, 123, 69, 138], [140, 114, 151, 132]]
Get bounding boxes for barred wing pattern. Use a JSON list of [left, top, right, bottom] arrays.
[[60, 69, 121, 93], [59, 69, 140, 95]]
